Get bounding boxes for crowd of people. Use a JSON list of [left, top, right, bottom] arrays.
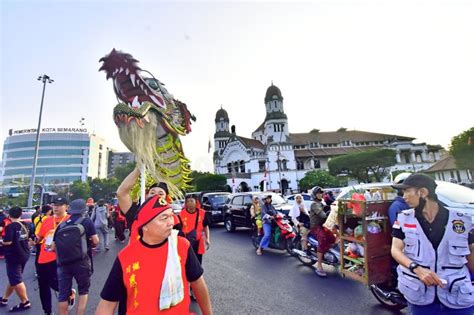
[[0, 167, 214, 315], [2, 169, 474, 314]]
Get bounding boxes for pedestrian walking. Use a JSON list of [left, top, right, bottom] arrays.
[[36, 197, 74, 315], [55, 199, 99, 315], [0, 206, 32, 312], [0, 208, 11, 259], [392, 174, 474, 314], [113, 205, 126, 243], [178, 196, 210, 265], [95, 196, 213, 314], [91, 199, 110, 252]]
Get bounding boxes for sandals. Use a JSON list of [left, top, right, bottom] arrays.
[[9, 300, 31, 312], [0, 298, 8, 307], [315, 268, 327, 277]]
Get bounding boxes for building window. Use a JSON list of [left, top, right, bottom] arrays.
[[282, 159, 288, 171], [99, 144, 103, 150], [227, 163, 232, 173], [296, 160, 304, 170], [240, 160, 245, 173], [258, 161, 266, 172], [313, 159, 320, 169]]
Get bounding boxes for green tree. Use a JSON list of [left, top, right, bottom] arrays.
[[113, 162, 137, 182], [189, 171, 227, 192], [88, 177, 120, 201], [298, 170, 346, 191], [449, 127, 474, 171], [69, 180, 91, 200], [328, 149, 396, 183], [0, 194, 28, 208]]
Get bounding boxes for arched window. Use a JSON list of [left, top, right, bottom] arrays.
[[227, 163, 232, 173], [282, 159, 288, 171], [240, 160, 245, 173]]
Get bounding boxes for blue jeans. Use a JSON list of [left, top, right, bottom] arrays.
[[259, 223, 272, 249], [408, 301, 474, 315], [96, 226, 109, 251]]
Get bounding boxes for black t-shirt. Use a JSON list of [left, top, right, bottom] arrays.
[[124, 202, 140, 229], [3, 221, 30, 264], [100, 237, 204, 305], [392, 204, 474, 250]]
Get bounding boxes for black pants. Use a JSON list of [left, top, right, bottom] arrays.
[[36, 261, 59, 314], [114, 220, 126, 242]]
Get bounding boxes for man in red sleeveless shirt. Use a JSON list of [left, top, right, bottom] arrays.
[[179, 196, 210, 264], [96, 196, 213, 315]]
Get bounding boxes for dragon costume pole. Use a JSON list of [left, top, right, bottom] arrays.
[[99, 49, 195, 200], [140, 165, 146, 204]]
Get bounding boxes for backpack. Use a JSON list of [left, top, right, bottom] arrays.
[[54, 217, 88, 265]]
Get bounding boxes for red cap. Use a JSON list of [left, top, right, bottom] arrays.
[[136, 195, 171, 231]]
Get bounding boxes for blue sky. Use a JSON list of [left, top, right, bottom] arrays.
[[2, 0, 474, 172]]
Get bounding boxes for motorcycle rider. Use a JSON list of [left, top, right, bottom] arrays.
[[392, 173, 474, 314], [388, 173, 411, 226], [250, 196, 262, 236], [288, 194, 310, 251], [309, 187, 336, 277], [256, 195, 277, 256]]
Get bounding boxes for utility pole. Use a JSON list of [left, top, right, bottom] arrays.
[[28, 74, 54, 207]]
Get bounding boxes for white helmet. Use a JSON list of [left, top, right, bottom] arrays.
[[393, 172, 412, 185]]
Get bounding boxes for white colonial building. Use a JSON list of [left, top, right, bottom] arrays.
[[213, 84, 444, 194]]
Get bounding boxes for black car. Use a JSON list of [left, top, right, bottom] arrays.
[[185, 191, 231, 225], [223, 192, 292, 232]]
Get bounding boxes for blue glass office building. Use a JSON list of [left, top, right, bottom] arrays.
[[1, 128, 108, 186]]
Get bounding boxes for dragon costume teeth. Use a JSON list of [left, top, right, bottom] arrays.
[[99, 49, 195, 199]]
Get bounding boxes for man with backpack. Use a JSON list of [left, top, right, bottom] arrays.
[[91, 199, 109, 252], [36, 197, 73, 315], [54, 199, 98, 315]]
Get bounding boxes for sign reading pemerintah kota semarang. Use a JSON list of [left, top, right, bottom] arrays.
[[9, 128, 88, 135]]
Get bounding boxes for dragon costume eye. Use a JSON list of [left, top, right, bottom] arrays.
[[145, 78, 159, 90]]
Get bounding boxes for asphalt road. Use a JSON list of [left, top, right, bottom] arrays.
[[0, 226, 407, 315]]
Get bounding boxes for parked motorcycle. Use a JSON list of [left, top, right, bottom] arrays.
[[251, 212, 296, 255], [292, 233, 341, 267]]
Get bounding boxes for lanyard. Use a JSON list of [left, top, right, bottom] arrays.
[[52, 215, 68, 230]]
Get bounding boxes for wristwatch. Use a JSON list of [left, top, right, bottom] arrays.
[[409, 262, 420, 273]]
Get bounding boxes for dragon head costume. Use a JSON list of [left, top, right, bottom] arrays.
[[99, 49, 194, 199]]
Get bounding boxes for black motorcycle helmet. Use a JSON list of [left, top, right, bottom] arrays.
[[311, 186, 324, 200]]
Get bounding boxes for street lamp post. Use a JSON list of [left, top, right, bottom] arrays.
[[27, 74, 54, 207]]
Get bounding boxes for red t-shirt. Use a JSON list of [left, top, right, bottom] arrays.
[[37, 214, 70, 264]]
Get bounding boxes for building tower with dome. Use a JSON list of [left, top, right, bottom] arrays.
[[213, 83, 444, 193]]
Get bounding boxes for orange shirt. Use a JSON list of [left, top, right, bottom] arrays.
[[37, 214, 70, 264], [118, 236, 191, 314], [178, 208, 206, 254]]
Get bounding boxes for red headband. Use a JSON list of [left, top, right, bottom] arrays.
[[136, 195, 172, 231]]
